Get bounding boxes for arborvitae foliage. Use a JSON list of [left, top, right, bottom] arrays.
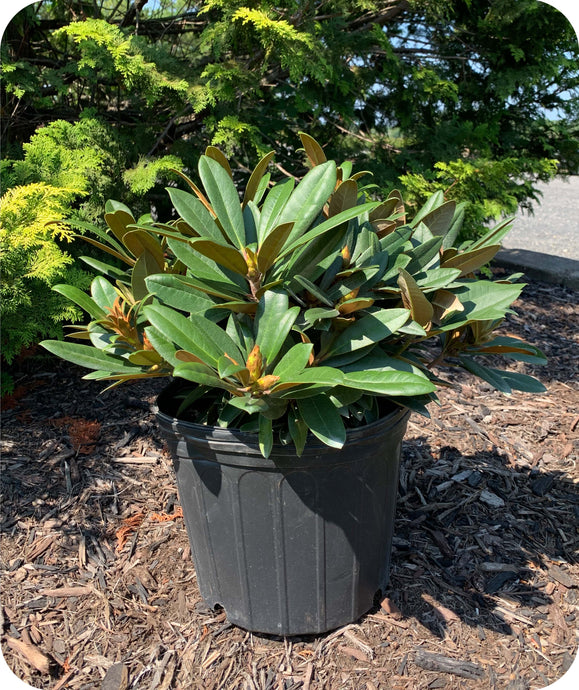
[[2, 1, 578, 230], [0, 183, 92, 372]]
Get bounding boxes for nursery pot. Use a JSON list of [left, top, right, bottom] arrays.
[[155, 382, 409, 636]]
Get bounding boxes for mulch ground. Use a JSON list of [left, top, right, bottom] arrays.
[[1, 272, 578, 690]]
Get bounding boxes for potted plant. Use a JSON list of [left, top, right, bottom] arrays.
[[41, 134, 546, 635]]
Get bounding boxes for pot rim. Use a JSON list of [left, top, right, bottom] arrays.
[[154, 379, 410, 461]]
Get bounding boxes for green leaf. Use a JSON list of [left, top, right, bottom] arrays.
[[253, 173, 271, 206], [243, 203, 259, 245], [342, 370, 436, 396], [123, 229, 165, 267], [177, 385, 209, 418], [173, 362, 234, 391], [443, 202, 466, 249], [80, 256, 128, 283], [87, 327, 121, 353], [198, 155, 245, 248], [105, 199, 134, 216], [243, 151, 275, 208], [258, 178, 295, 242], [128, 350, 163, 366], [414, 268, 462, 291], [404, 236, 443, 274], [257, 222, 294, 273], [380, 226, 413, 253], [217, 355, 247, 379], [326, 308, 410, 357], [273, 366, 343, 393], [281, 224, 348, 286], [40, 340, 138, 373], [226, 314, 253, 356], [442, 245, 501, 276], [144, 326, 179, 366], [259, 415, 274, 458], [145, 274, 217, 313], [288, 414, 308, 456], [76, 235, 135, 266], [144, 304, 243, 367], [294, 275, 334, 307], [278, 160, 337, 245], [91, 277, 118, 310], [188, 238, 248, 276], [278, 201, 382, 259], [459, 356, 512, 393], [166, 238, 246, 295], [63, 217, 126, 252], [131, 250, 163, 301], [273, 343, 313, 378], [469, 217, 514, 251], [411, 191, 444, 226], [167, 187, 223, 243], [52, 284, 106, 320], [417, 200, 456, 236], [441, 281, 523, 327], [255, 291, 300, 365], [494, 370, 547, 393], [228, 396, 268, 415], [341, 351, 423, 375], [297, 395, 346, 449], [304, 307, 340, 323]]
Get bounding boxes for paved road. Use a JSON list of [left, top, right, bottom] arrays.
[[502, 176, 579, 260]]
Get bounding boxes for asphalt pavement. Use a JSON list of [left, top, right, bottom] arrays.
[[494, 176, 579, 289]]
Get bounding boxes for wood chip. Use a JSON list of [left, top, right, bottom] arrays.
[[40, 586, 95, 598], [549, 564, 574, 588], [413, 649, 484, 680], [422, 595, 460, 624], [303, 662, 314, 690], [101, 662, 129, 690], [339, 645, 370, 662], [485, 570, 519, 594], [5, 636, 51, 674], [549, 603, 567, 631], [25, 535, 55, 562], [479, 562, 519, 573], [531, 475, 554, 496], [369, 613, 410, 629], [380, 596, 402, 617], [110, 456, 158, 464], [479, 490, 505, 508]]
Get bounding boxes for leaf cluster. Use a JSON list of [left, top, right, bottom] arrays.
[[41, 135, 546, 456]]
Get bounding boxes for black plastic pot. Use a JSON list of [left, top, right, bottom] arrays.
[[155, 383, 409, 636]]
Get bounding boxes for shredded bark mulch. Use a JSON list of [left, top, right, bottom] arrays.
[[1, 274, 578, 690]]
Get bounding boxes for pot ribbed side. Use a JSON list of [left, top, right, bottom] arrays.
[[155, 384, 409, 635]]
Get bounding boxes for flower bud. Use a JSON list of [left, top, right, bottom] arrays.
[[256, 375, 280, 392], [246, 344, 263, 381]]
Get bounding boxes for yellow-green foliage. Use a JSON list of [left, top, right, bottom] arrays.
[[0, 183, 91, 364], [401, 156, 560, 239], [5, 117, 125, 222], [122, 155, 183, 196], [57, 19, 207, 110]]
